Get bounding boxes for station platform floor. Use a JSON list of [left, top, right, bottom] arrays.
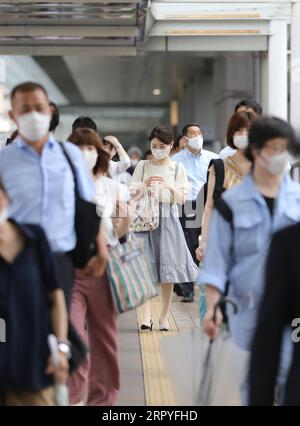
[[116, 288, 240, 406], [116, 288, 201, 406]]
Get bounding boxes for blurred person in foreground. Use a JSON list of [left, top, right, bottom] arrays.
[[0, 181, 68, 406], [0, 82, 108, 309], [67, 128, 131, 405], [249, 218, 300, 405], [200, 117, 300, 404]]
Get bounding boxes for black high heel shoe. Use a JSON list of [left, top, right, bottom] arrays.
[[140, 318, 153, 331]]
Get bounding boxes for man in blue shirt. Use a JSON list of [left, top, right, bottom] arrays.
[[0, 82, 108, 309], [172, 123, 218, 302]]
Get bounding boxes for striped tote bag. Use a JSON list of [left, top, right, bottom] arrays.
[[107, 236, 157, 314]]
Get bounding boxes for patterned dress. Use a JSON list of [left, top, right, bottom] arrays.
[[223, 156, 244, 190]]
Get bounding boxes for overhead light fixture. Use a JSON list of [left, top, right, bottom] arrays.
[[153, 89, 161, 96]]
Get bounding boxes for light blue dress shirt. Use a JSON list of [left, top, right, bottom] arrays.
[[172, 148, 218, 201], [0, 135, 95, 253], [198, 173, 300, 350]]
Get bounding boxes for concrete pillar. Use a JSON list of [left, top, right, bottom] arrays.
[[290, 0, 300, 135], [178, 72, 214, 141], [259, 52, 268, 114], [268, 20, 288, 120], [253, 52, 261, 106], [213, 53, 254, 143]]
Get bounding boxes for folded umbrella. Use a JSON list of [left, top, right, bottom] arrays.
[[161, 298, 248, 406]]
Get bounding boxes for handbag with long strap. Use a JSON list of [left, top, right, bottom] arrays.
[[130, 161, 179, 232], [107, 234, 157, 314], [60, 143, 101, 269], [129, 161, 159, 232]]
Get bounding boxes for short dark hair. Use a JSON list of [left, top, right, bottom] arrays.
[[174, 134, 183, 149], [68, 128, 110, 174], [227, 111, 257, 148], [72, 116, 97, 132], [234, 99, 263, 116], [11, 82, 48, 101], [244, 116, 297, 163], [148, 125, 173, 146], [182, 123, 201, 136], [49, 102, 60, 132]]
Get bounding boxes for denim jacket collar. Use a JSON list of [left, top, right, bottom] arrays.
[[233, 172, 297, 206]]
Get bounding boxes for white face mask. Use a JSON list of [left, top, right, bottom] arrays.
[[17, 111, 50, 142], [0, 208, 8, 226], [82, 150, 98, 171], [151, 148, 169, 160], [130, 159, 139, 167], [187, 135, 203, 151], [259, 151, 290, 176], [233, 134, 248, 150]]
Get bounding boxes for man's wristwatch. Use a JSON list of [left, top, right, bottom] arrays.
[[57, 340, 71, 359]]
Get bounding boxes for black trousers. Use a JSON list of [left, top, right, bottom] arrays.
[[52, 252, 88, 373], [177, 200, 201, 295], [53, 252, 75, 312]]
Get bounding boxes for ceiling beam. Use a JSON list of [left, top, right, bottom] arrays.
[[150, 2, 292, 21], [151, 1, 291, 3], [0, 26, 138, 38], [146, 35, 268, 51], [3, 0, 141, 3], [34, 56, 84, 105], [60, 103, 169, 109], [150, 20, 269, 36], [59, 105, 168, 119], [0, 46, 137, 55]]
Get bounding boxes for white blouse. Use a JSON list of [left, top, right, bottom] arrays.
[[109, 154, 131, 180], [94, 176, 124, 247], [130, 159, 189, 205]]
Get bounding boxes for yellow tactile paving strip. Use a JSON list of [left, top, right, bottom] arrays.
[[136, 296, 179, 406], [135, 292, 241, 406]]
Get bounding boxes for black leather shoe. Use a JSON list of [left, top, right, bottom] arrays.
[[181, 294, 194, 303]]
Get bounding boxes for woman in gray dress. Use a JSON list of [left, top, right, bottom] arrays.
[[130, 126, 199, 331]]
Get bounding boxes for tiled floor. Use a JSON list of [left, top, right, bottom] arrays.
[[116, 289, 240, 406], [116, 289, 201, 406], [117, 310, 145, 406]]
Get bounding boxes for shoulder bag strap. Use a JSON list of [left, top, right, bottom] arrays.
[[174, 161, 179, 181], [141, 160, 146, 182], [59, 142, 79, 196], [215, 198, 233, 229], [214, 198, 234, 297]]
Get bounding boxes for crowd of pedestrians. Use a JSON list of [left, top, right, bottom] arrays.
[[0, 80, 300, 406]]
